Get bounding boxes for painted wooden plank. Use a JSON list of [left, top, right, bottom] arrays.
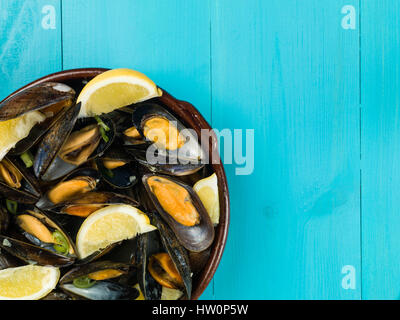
[[361, 1, 400, 300], [61, 0, 211, 121], [211, 0, 360, 299], [62, 0, 213, 299], [0, 0, 61, 100]]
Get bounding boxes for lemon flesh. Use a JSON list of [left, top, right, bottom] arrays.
[[0, 111, 45, 161], [161, 287, 184, 300], [0, 265, 59, 300], [77, 68, 161, 118], [193, 173, 220, 225], [76, 204, 156, 259]]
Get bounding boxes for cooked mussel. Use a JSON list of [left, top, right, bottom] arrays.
[[143, 174, 214, 252], [34, 103, 81, 180], [0, 157, 41, 204], [96, 145, 137, 189], [37, 114, 115, 181], [126, 148, 204, 176], [136, 231, 162, 300], [59, 260, 139, 300], [15, 209, 76, 257], [0, 235, 74, 267], [48, 191, 139, 218], [37, 168, 101, 209], [0, 82, 75, 121], [148, 253, 183, 289], [130, 102, 205, 175], [150, 211, 191, 299]]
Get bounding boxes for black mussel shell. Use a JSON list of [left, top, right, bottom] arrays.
[[36, 167, 101, 209], [131, 102, 205, 162], [142, 174, 214, 252], [60, 260, 130, 284], [48, 191, 139, 216], [0, 157, 41, 204], [15, 209, 77, 258], [60, 280, 139, 300], [150, 212, 192, 299], [137, 231, 162, 300], [188, 248, 211, 275], [101, 238, 138, 265], [72, 115, 116, 161], [0, 235, 75, 267], [0, 82, 75, 121], [34, 103, 81, 180], [96, 159, 137, 190], [126, 147, 204, 176], [0, 204, 9, 234], [0, 249, 21, 270]]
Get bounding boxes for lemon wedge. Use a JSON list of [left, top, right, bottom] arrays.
[[76, 204, 156, 259], [193, 173, 220, 225], [0, 265, 59, 300], [77, 68, 162, 117], [0, 111, 45, 161]]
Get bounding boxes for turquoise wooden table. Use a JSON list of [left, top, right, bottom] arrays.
[[1, 0, 399, 300]]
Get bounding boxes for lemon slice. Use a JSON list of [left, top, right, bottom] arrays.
[[0, 111, 46, 161], [77, 68, 162, 117], [0, 265, 59, 300], [193, 173, 220, 225], [76, 204, 156, 259]]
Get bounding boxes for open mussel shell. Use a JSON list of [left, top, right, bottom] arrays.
[[136, 231, 163, 300], [59, 260, 138, 300], [48, 191, 139, 218], [36, 167, 101, 209], [40, 114, 115, 182], [0, 157, 41, 204], [0, 82, 75, 121], [126, 147, 204, 176], [96, 146, 138, 189], [14, 208, 77, 258], [34, 103, 81, 180], [60, 260, 130, 284], [150, 211, 192, 299], [9, 98, 76, 156], [142, 174, 214, 252], [131, 102, 205, 162], [60, 280, 139, 300], [62, 115, 116, 164], [0, 235, 74, 267]]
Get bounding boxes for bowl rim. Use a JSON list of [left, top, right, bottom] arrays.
[[0, 68, 230, 300]]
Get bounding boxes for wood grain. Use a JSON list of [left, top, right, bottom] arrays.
[[0, 0, 61, 100], [361, 0, 400, 300], [211, 0, 361, 299]]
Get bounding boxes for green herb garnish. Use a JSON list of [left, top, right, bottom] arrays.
[[52, 230, 69, 255], [73, 276, 97, 289], [20, 151, 34, 168], [5, 199, 17, 214]]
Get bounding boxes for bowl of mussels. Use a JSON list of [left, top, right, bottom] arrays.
[[0, 68, 229, 300]]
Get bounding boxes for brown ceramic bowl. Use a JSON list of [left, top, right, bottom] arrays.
[[2, 68, 230, 300]]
